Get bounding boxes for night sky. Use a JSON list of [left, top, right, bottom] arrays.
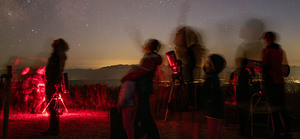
[[1, 0, 300, 69]]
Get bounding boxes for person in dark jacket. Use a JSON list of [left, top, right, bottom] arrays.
[[42, 38, 69, 136], [202, 54, 226, 139], [261, 31, 291, 138], [236, 58, 252, 136], [121, 39, 162, 139]]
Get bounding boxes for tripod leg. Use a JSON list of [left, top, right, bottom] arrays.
[[34, 97, 46, 113], [59, 96, 69, 113], [164, 81, 175, 122], [267, 101, 275, 134], [194, 83, 197, 109], [279, 112, 286, 129], [249, 95, 254, 136], [42, 94, 55, 114]]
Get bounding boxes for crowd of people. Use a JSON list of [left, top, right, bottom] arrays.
[[116, 21, 291, 139], [19, 18, 290, 139]]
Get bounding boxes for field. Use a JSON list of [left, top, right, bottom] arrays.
[[1, 82, 300, 139]]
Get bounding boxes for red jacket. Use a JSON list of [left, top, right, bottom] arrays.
[[262, 43, 286, 84]]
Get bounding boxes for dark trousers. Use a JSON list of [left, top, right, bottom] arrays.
[[237, 102, 250, 136], [46, 86, 59, 133], [266, 84, 290, 136], [135, 92, 160, 139]]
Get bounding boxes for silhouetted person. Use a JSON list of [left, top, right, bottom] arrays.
[[42, 38, 69, 136], [261, 31, 291, 138], [202, 54, 226, 139], [233, 19, 265, 134], [173, 26, 206, 107], [236, 58, 252, 136], [234, 18, 265, 92], [121, 39, 162, 139]]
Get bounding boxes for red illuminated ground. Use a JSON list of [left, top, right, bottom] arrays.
[[1, 109, 299, 139]]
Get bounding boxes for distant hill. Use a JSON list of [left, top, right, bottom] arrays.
[[2, 65, 300, 87], [65, 64, 136, 86], [64, 65, 300, 86]]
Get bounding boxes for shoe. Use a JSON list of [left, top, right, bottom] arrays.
[[41, 129, 59, 136]]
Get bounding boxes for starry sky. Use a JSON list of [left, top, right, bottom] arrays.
[[1, 0, 300, 69]]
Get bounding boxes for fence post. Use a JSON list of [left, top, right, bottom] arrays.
[[2, 66, 12, 139]]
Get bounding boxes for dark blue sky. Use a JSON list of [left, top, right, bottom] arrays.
[[1, 0, 300, 69]]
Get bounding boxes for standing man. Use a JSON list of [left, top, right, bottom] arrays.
[[43, 38, 69, 136], [261, 32, 290, 138]]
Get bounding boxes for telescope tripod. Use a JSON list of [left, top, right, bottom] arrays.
[[248, 92, 288, 137], [163, 74, 181, 122], [42, 85, 69, 115]]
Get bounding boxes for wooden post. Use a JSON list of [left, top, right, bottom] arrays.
[[2, 66, 12, 139]]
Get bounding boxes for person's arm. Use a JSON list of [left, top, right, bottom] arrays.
[[120, 66, 150, 82], [121, 54, 162, 82], [282, 49, 290, 77]]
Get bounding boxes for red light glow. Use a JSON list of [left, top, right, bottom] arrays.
[[21, 67, 31, 75], [37, 83, 45, 93], [166, 51, 176, 67], [36, 66, 46, 75], [43, 112, 49, 116]]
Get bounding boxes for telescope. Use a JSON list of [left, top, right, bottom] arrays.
[[166, 51, 182, 79]]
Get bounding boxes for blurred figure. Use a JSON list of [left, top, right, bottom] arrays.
[[20, 68, 34, 112], [173, 26, 206, 107], [227, 72, 238, 105], [233, 18, 265, 135], [121, 39, 162, 139], [236, 58, 252, 136], [31, 66, 46, 114], [261, 31, 291, 138], [235, 18, 265, 65], [202, 54, 226, 139], [118, 66, 139, 139], [173, 26, 206, 81], [42, 38, 69, 136]]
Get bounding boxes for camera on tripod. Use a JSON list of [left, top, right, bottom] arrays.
[[42, 72, 70, 114], [166, 51, 182, 80]]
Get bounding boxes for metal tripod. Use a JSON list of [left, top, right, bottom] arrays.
[[42, 84, 69, 114], [163, 74, 181, 122]]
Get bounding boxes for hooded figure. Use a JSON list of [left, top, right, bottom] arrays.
[[202, 54, 226, 139]]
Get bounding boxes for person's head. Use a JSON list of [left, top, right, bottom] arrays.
[[52, 38, 69, 53], [143, 39, 161, 54], [204, 54, 226, 75], [173, 26, 203, 49], [239, 18, 265, 40], [262, 31, 277, 45], [240, 58, 248, 69]]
